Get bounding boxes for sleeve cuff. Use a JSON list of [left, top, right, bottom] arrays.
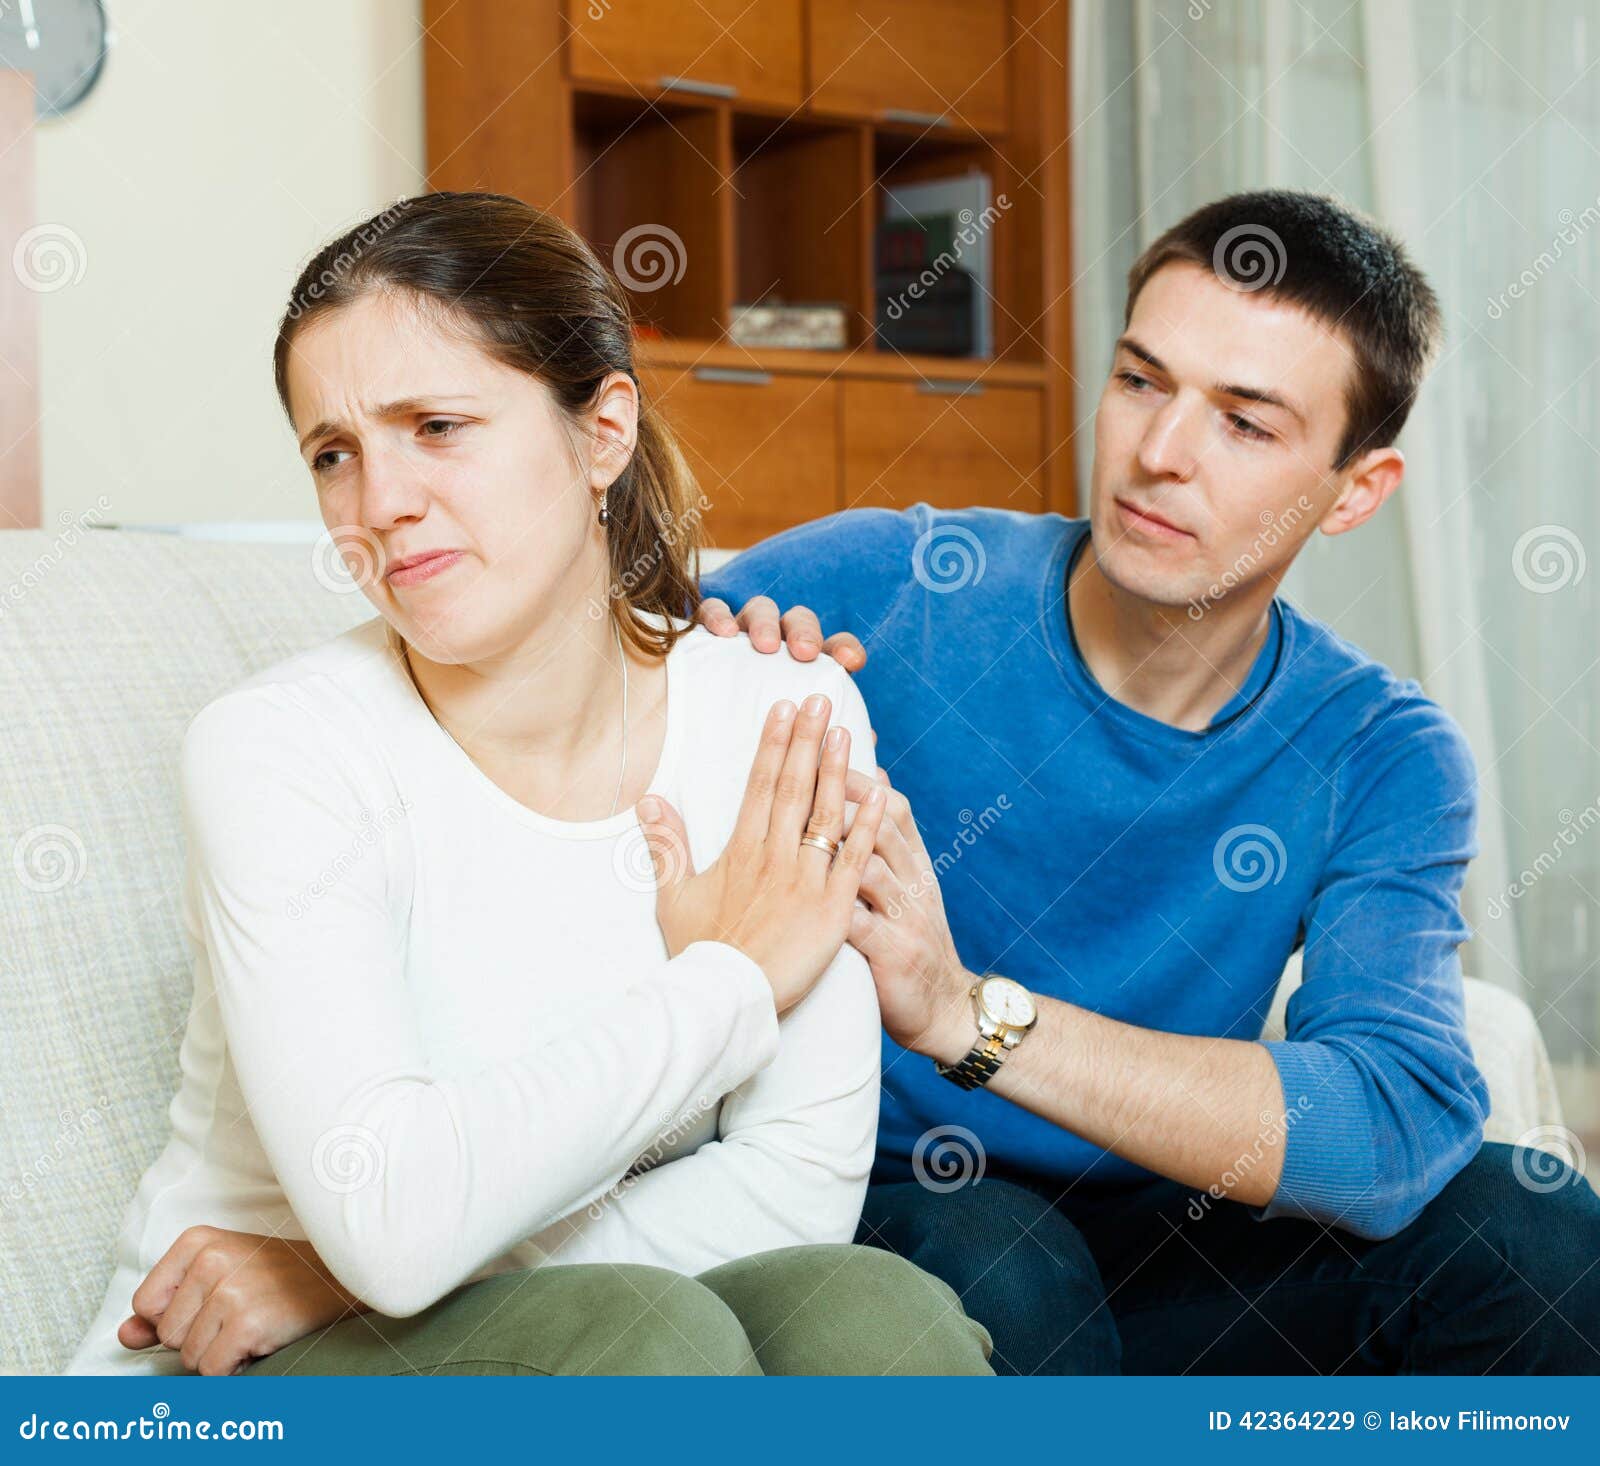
[[1251, 1039, 1379, 1228]]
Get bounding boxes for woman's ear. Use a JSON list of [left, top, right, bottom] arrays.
[[587, 370, 639, 496]]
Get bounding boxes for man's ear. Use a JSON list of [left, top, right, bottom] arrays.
[[1319, 445, 1405, 538], [586, 370, 639, 494]]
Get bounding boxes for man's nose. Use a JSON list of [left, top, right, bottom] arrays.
[[1138, 395, 1203, 481]]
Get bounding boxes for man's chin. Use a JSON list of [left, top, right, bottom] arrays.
[[1092, 524, 1212, 612]]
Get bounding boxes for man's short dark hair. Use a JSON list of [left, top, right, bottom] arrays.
[[1124, 190, 1443, 468]]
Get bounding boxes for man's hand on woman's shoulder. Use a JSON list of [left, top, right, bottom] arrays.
[[696, 595, 868, 673]]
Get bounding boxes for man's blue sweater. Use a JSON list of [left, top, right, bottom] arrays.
[[702, 503, 1490, 1240]]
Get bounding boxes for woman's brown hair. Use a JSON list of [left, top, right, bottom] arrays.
[[272, 191, 704, 659]]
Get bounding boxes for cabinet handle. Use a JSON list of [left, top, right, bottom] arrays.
[[916, 380, 986, 397], [881, 108, 952, 128], [658, 75, 738, 99], [693, 367, 773, 386]]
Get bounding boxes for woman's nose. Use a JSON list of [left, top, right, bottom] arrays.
[[356, 444, 430, 528]]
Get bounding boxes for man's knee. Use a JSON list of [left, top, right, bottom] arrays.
[[1401, 1142, 1600, 1368], [857, 1177, 1119, 1374], [697, 1242, 993, 1375]]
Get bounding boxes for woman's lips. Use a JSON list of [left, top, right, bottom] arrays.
[[386, 550, 464, 586], [1115, 498, 1193, 543]]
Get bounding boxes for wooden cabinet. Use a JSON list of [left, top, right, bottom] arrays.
[[427, 0, 1073, 538], [808, 0, 1010, 134], [643, 364, 840, 545], [842, 379, 1044, 512], [566, 0, 804, 107]]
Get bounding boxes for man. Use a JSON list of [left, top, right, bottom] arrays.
[[693, 191, 1600, 1374]]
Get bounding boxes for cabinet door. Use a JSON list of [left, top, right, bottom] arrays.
[[842, 379, 1043, 512], [808, 0, 1009, 133], [643, 365, 840, 548], [567, 0, 803, 107]]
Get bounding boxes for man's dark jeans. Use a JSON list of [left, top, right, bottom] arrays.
[[855, 1142, 1600, 1374]]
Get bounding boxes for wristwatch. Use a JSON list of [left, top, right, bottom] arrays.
[[935, 975, 1038, 1091]]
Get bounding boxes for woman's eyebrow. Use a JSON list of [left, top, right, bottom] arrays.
[[298, 395, 481, 452]]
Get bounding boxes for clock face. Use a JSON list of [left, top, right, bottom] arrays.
[[980, 977, 1035, 1027], [0, 0, 109, 119]]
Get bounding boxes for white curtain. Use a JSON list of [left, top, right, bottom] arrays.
[[1072, 0, 1600, 1130]]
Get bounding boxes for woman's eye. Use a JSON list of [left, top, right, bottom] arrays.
[[1227, 413, 1271, 442], [420, 419, 463, 439]]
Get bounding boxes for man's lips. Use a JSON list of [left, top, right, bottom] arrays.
[[1115, 498, 1194, 540]]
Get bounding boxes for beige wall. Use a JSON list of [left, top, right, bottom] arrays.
[[34, 0, 424, 527]]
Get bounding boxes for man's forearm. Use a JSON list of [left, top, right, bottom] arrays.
[[924, 991, 1288, 1204]]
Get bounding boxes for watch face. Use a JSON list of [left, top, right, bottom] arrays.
[[979, 976, 1035, 1027]]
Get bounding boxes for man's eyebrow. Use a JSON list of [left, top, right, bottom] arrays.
[[297, 395, 480, 453], [1114, 336, 1166, 373], [1114, 336, 1307, 427], [1214, 380, 1307, 427]]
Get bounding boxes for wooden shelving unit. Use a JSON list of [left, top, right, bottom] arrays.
[[423, 0, 1073, 547]]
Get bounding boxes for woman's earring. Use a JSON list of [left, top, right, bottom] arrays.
[[597, 495, 610, 527]]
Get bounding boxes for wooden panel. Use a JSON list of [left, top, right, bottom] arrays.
[[0, 72, 38, 528], [1009, 0, 1074, 515], [567, 0, 803, 108], [733, 120, 870, 343], [808, 0, 1010, 134], [576, 103, 730, 339], [642, 365, 839, 547], [424, 1, 570, 218], [842, 379, 1042, 512]]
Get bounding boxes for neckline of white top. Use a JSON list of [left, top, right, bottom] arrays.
[[379, 614, 688, 841]]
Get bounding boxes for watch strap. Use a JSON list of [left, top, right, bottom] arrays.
[[935, 1033, 1008, 1091]]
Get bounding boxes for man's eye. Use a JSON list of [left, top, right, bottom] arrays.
[[421, 419, 463, 439], [1117, 370, 1154, 391], [1227, 413, 1271, 442], [312, 449, 350, 473]]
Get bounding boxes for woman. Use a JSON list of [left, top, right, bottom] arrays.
[[66, 193, 992, 1377]]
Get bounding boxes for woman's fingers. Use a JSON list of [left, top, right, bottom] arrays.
[[798, 724, 850, 879], [767, 694, 831, 848], [179, 1294, 230, 1374], [729, 700, 796, 850], [128, 1225, 213, 1336], [635, 795, 695, 890], [117, 1314, 159, 1350], [829, 782, 886, 900]]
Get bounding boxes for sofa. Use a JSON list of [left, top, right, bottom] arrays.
[[0, 526, 1570, 1375]]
